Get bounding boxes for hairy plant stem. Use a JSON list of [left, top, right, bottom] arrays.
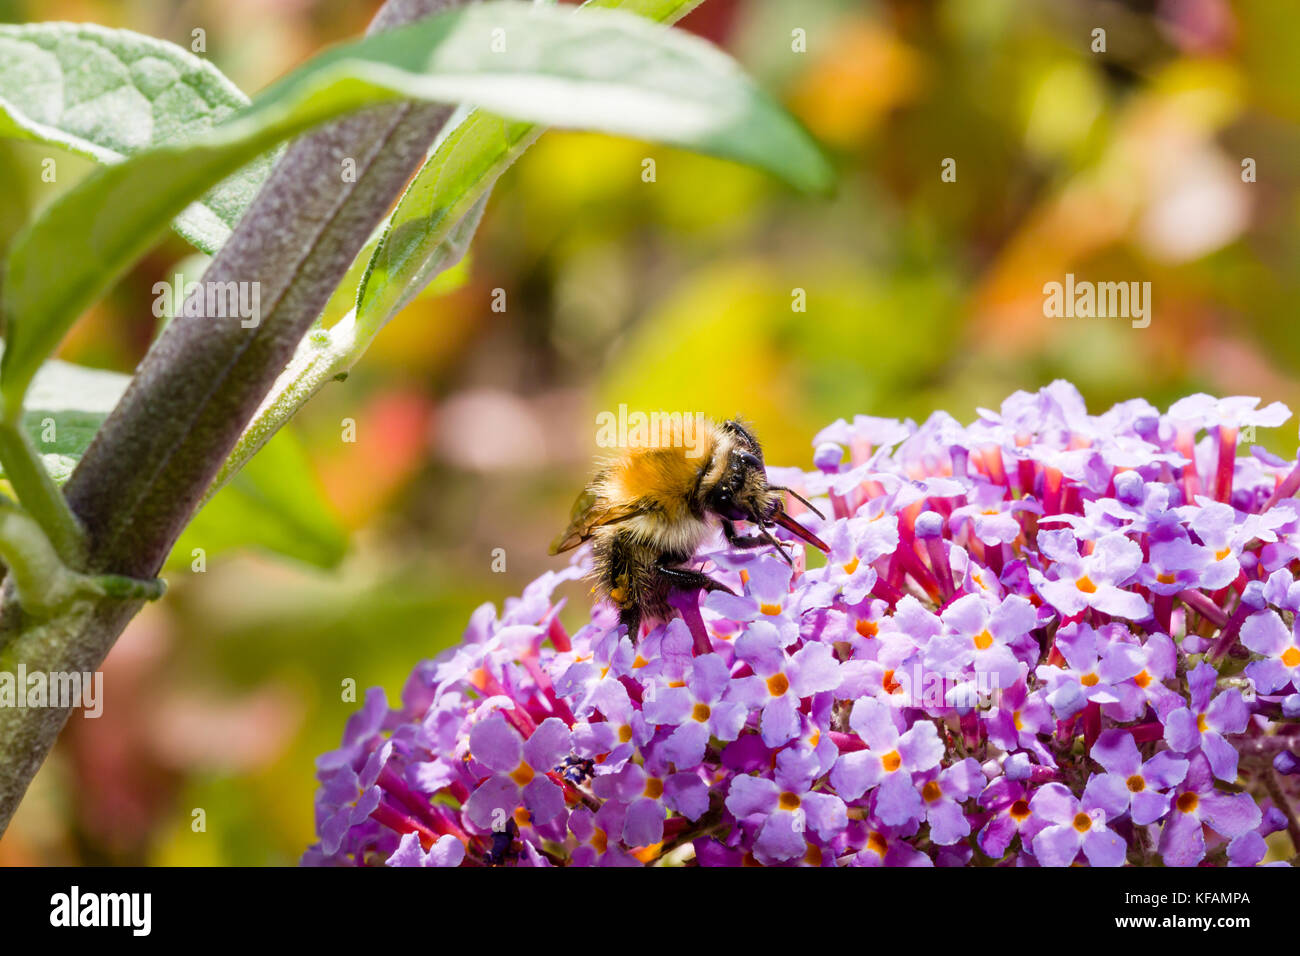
[[0, 0, 468, 835]]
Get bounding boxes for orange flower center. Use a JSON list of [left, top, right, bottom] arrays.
[[692, 702, 711, 723], [1196, 713, 1208, 733], [882, 669, 902, 694], [842, 556, 860, 575], [866, 831, 888, 857], [1009, 799, 1031, 821], [767, 673, 790, 697], [760, 602, 783, 616], [881, 750, 902, 773], [1080, 673, 1099, 687], [509, 762, 534, 787], [779, 792, 801, 811], [856, 618, 879, 639], [632, 842, 663, 864], [1072, 812, 1092, 833], [1177, 792, 1199, 814], [921, 781, 942, 803], [643, 777, 664, 800], [1076, 576, 1098, 593], [1134, 669, 1151, 688], [973, 629, 993, 651], [1126, 775, 1146, 793], [1281, 646, 1300, 669], [1157, 572, 1176, 585], [618, 724, 633, 744]]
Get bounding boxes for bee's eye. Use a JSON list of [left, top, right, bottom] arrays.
[[736, 452, 761, 471]]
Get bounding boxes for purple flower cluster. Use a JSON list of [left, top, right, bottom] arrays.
[[305, 382, 1300, 867]]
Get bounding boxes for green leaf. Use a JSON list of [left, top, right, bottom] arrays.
[[354, 115, 528, 328], [0, 22, 270, 255], [0, 1, 833, 418], [10, 357, 129, 486], [170, 427, 347, 570], [354, 0, 710, 326]]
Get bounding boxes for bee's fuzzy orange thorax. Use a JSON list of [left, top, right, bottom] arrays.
[[604, 434, 717, 518]]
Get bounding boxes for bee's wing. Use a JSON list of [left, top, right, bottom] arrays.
[[549, 484, 645, 554]]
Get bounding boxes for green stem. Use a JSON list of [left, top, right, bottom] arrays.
[[0, 495, 162, 617], [207, 310, 362, 498], [0, 418, 84, 567], [0, 494, 82, 614]]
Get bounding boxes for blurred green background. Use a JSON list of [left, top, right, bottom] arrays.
[[1, 0, 1297, 864]]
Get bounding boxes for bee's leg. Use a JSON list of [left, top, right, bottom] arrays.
[[721, 518, 767, 549], [657, 563, 737, 598], [722, 519, 794, 567], [618, 605, 642, 642]]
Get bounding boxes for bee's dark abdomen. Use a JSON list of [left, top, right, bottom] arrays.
[[594, 530, 673, 634]]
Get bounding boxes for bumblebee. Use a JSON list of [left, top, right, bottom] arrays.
[[550, 417, 829, 639]]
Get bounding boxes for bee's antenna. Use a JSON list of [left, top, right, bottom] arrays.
[[771, 486, 825, 520]]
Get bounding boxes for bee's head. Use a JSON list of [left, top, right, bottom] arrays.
[[705, 446, 776, 523], [703, 419, 831, 553]]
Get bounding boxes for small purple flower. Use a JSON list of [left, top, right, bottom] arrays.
[[1136, 524, 1211, 595], [950, 481, 1039, 546], [1104, 631, 1180, 722], [1185, 500, 1287, 590], [1082, 730, 1188, 825], [704, 554, 796, 622], [830, 697, 943, 827], [730, 620, 842, 746], [1240, 609, 1300, 695], [591, 754, 709, 848], [386, 831, 465, 867], [977, 778, 1040, 858], [1035, 621, 1145, 720], [1031, 530, 1149, 620], [642, 652, 748, 767], [1158, 755, 1262, 866], [914, 757, 984, 845], [927, 593, 1036, 691], [1029, 782, 1127, 867], [725, 747, 847, 865], [464, 715, 571, 830], [1162, 662, 1248, 781], [317, 738, 392, 856], [1166, 394, 1290, 434], [807, 507, 895, 604], [983, 675, 1053, 753]]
